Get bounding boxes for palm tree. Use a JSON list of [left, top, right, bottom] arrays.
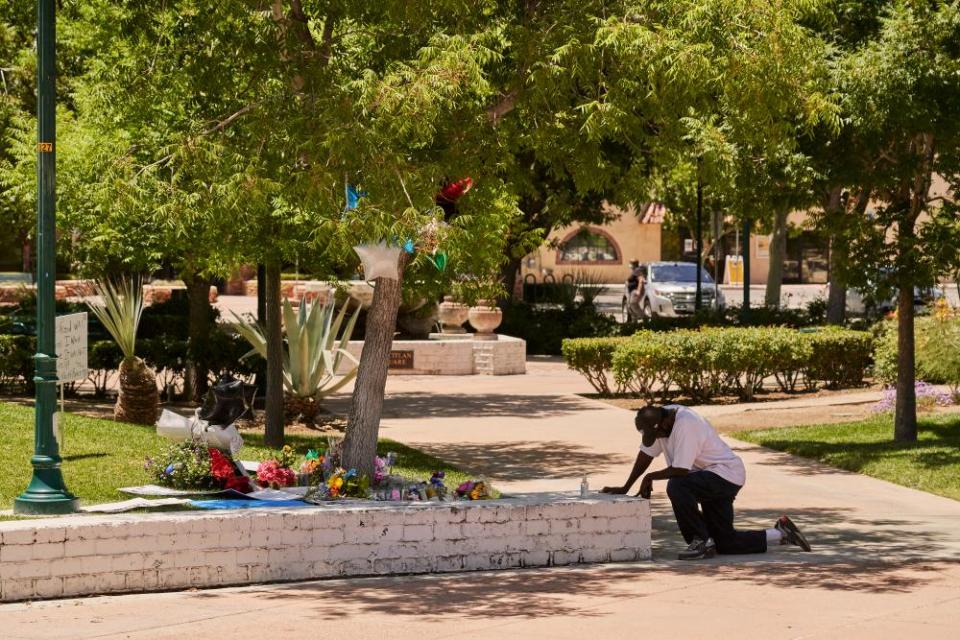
[[86, 278, 158, 424]]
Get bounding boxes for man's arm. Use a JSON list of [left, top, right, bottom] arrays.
[[636, 466, 689, 498], [601, 451, 654, 495]]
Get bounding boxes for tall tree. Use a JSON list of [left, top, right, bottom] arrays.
[[837, 1, 960, 441]]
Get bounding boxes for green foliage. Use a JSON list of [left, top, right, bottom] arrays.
[[0, 334, 33, 391], [233, 299, 360, 402], [85, 278, 145, 359], [579, 326, 872, 402], [500, 302, 620, 355], [144, 441, 214, 491], [735, 413, 960, 501], [560, 337, 631, 395], [874, 316, 960, 396], [804, 326, 874, 389]]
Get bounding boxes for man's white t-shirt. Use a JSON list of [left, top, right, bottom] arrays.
[[639, 405, 746, 486]]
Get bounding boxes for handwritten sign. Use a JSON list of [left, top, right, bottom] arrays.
[[55, 313, 88, 382], [389, 350, 414, 370]]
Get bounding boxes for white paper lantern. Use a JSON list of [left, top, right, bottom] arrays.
[[354, 242, 402, 280]]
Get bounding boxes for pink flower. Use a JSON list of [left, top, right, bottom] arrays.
[[257, 460, 296, 487]]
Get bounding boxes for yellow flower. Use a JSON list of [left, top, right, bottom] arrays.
[[332, 477, 344, 489]]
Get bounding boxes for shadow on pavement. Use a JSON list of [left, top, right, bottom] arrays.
[[192, 557, 954, 622], [409, 440, 633, 480], [650, 503, 958, 563], [377, 393, 597, 420]]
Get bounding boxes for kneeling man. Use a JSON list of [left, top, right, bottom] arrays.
[[602, 404, 811, 560]]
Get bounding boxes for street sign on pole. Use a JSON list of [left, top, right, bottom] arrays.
[[14, 0, 78, 514]]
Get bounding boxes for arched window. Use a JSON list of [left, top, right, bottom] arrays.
[[557, 227, 621, 264]]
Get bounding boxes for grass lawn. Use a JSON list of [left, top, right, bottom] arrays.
[[0, 402, 468, 507], [735, 412, 960, 501]]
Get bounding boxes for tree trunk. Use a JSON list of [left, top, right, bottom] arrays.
[[823, 186, 851, 325], [21, 237, 31, 274], [894, 281, 917, 442], [764, 209, 788, 308], [499, 254, 522, 306], [263, 259, 285, 448], [343, 256, 407, 476], [115, 356, 159, 425], [183, 273, 214, 401]]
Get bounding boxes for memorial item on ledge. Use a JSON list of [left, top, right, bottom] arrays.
[[256, 445, 298, 488], [455, 480, 492, 500], [354, 242, 402, 280], [256, 460, 297, 489], [426, 471, 448, 500], [145, 441, 252, 493], [156, 374, 252, 456]]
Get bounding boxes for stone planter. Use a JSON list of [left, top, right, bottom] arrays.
[[468, 300, 502, 340], [438, 296, 469, 334]]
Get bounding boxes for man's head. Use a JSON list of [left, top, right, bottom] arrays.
[[629, 259, 640, 269], [636, 405, 670, 447]]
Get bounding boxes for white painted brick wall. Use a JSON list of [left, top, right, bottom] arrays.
[[0, 493, 649, 602]]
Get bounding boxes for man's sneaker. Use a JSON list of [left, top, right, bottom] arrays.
[[678, 537, 717, 560], [775, 515, 811, 551]]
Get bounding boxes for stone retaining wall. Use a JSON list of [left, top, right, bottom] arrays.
[[0, 493, 650, 602], [339, 336, 526, 376]]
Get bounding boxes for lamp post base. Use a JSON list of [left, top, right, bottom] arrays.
[[14, 466, 79, 515]]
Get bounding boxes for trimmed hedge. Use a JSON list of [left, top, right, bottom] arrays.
[[561, 337, 630, 395], [563, 326, 873, 400]]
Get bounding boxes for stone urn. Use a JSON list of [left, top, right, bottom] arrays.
[[438, 295, 470, 334], [468, 300, 502, 340]]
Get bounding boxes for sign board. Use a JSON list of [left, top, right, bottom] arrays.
[[55, 312, 88, 382], [683, 238, 695, 254], [389, 350, 415, 370]]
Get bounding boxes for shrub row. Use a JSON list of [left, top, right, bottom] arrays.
[[563, 326, 873, 401], [873, 315, 960, 394]]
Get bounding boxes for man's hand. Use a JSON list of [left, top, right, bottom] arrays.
[[636, 476, 653, 499], [600, 485, 628, 495]]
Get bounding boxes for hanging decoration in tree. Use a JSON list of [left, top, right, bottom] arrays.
[[402, 239, 416, 254], [435, 177, 473, 221], [426, 250, 448, 273], [353, 242, 402, 280], [344, 182, 368, 212]]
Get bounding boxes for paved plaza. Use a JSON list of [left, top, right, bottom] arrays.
[[1, 360, 958, 638]]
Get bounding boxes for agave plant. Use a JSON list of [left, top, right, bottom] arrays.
[[233, 298, 360, 422], [85, 277, 159, 425]]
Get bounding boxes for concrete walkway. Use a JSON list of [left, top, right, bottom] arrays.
[[1, 360, 958, 638]]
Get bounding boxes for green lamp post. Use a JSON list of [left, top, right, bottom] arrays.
[[13, 0, 78, 515]]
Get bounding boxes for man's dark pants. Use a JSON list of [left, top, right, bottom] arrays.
[[666, 471, 766, 554]]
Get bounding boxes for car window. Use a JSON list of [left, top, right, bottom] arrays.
[[649, 264, 714, 284]]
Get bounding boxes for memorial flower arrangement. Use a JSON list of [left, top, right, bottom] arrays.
[[455, 480, 492, 500], [256, 445, 299, 488], [145, 441, 252, 492], [256, 459, 297, 488], [145, 441, 213, 490], [316, 467, 370, 500]]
